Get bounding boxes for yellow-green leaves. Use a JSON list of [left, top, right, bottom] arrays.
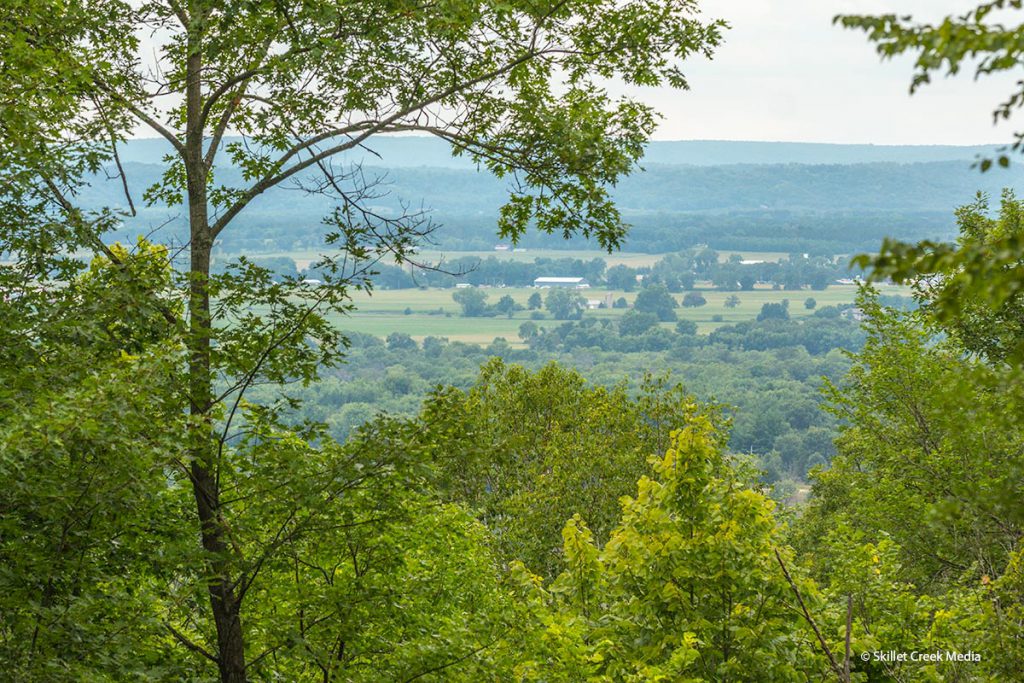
[[539, 422, 824, 681]]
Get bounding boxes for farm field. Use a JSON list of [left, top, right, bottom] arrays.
[[328, 282, 909, 344]]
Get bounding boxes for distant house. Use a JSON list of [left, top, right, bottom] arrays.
[[841, 307, 867, 322], [454, 282, 473, 289], [533, 276, 590, 289], [494, 243, 511, 251]]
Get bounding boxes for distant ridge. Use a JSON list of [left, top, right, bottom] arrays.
[[97, 137, 1022, 255], [119, 136, 1002, 168], [639, 140, 1002, 166]]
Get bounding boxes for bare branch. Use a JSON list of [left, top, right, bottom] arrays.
[[774, 547, 846, 683]]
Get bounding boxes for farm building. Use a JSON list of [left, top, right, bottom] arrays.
[[533, 277, 590, 289]]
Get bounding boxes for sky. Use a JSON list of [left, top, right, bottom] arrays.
[[128, 1, 1020, 146], [626, 0, 1019, 145]]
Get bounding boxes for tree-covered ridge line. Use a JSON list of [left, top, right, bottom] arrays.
[[77, 159, 1024, 254], [107, 136, 1009, 169]]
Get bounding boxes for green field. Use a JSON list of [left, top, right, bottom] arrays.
[[329, 282, 908, 344]]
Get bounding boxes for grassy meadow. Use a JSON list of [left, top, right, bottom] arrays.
[[330, 281, 906, 344]]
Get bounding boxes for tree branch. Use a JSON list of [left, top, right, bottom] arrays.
[[165, 621, 219, 663], [94, 78, 185, 157], [209, 43, 547, 237], [773, 547, 846, 682]]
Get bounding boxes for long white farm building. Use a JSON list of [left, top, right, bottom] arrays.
[[533, 277, 590, 288]]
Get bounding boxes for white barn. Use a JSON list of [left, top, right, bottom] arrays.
[[533, 277, 590, 289]]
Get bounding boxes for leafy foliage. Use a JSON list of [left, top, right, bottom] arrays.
[[837, 3, 1024, 168], [393, 360, 712, 578], [512, 414, 826, 681], [855, 190, 1024, 362], [544, 287, 587, 320], [632, 283, 678, 321], [798, 290, 1023, 588]]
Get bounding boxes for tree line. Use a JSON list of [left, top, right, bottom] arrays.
[[238, 250, 859, 293]]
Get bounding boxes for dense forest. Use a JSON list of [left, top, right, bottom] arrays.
[[6, 234, 1024, 680], [264, 313, 861, 485]]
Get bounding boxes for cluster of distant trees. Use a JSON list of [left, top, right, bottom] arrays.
[[225, 248, 862, 292], [636, 251, 848, 292], [279, 318, 854, 483], [525, 304, 867, 356]]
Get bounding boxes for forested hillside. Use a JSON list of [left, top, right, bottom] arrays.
[[78, 147, 1024, 254], [117, 136, 1003, 168]]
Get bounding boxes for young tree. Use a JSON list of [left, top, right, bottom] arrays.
[[404, 360, 707, 578], [618, 309, 659, 336], [544, 287, 586, 320], [527, 291, 543, 310], [633, 283, 678, 320], [452, 287, 490, 317], [520, 411, 827, 680], [0, 0, 725, 679], [681, 291, 707, 308]]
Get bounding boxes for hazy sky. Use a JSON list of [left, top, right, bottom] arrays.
[[130, 1, 1019, 145], [629, 1, 1019, 145]]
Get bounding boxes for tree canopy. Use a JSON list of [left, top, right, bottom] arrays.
[[0, 0, 726, 679]]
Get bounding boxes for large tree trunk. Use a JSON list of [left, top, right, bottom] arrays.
[[184, 25, 248, 683]]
